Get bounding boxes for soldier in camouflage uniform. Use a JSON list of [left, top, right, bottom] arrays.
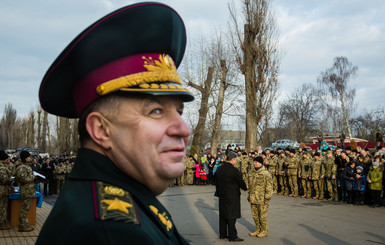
[[276, 151, 288, 195], [14, 151, 36, 232], [264, 150, 278, 194], [345, 146, 357, 163], [186, 156, 195, 185], [298, 151, 312, 198], [177, 156, 187, 186], [54, 160, 67, 194], [310, 152, 325, 200], [285, 149, 299, 197], [324, 150, 337, 201], [0, 151, 13, 230], [239, 152, 250, 184], [247, 156, 273, 238]]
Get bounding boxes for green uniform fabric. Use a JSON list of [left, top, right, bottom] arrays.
[[186, 158, 195, 185], [240, 157, 250, 183], [36, 148, 188, 245], [54, 164, 66, 194], [264, 156, 277, 192], [248, 166, 272, 234], [286, 155, 298, 195], [276, 156, 288, 195], [0, 161, 13, 226], [14, 161, 36, 228], [311, 158, 325, 198], [298, 156, 312, 196], [324, 156, 337, 199]]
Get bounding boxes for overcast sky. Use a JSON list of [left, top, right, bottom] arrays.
[[1, 0, 384, 118]]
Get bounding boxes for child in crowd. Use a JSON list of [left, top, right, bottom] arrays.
[[194, 161, 201, 186], [367, 157, 383, 207], [353, 166, 366, 205], [200, 168, 207, 185]]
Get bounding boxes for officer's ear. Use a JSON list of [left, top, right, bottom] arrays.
[[85, 112, 112, 150]]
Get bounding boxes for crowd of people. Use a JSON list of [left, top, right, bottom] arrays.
[[177, 144, 385, 208]]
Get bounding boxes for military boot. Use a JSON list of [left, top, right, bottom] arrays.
[[293, 194, 298, 197], [278, 192, 283, 195], [301, 194, 306, 198], [18, 226, 34, 232], [249, 231, 259, 237], [257, 231, 268, 238], [306, 194, 311, 198], [319, 196, 324, 200], [289, 194, 293, 197], [313, 196, 319, 199]]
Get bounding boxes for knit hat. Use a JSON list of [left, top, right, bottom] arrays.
[[253, 156, 263, 164], [20, 151, 31, 161], [373, 162, 380, 167], [0, 150, 9, 160], [356, 166, 363, 171]]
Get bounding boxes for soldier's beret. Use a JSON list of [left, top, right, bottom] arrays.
[[302, 151, 308, 155], [314, 152, 320, 157], [20, 151, 31, 161], [345, 146, 351, 150], [242, 152, 247, 155], [290, 149, 295, 154], [0, 150, 9, 160], [39, 2, 193, 118]]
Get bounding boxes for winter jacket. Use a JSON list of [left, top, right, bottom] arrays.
[[367, 167, 383, 191]]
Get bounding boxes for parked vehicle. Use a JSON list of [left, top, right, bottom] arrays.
[[272, 139, 300, 150]]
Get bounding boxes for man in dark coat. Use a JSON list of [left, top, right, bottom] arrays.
[[215, 151, 247, 241], [36, 3, 193, 244]]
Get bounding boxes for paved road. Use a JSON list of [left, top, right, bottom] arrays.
[[159, 185, 385, 245], [41, 184, 385, 245]]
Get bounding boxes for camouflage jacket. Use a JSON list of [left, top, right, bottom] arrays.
[[54, 164, 67, 180], [14, 161, 36, 199], [324, 156, 337, 179], [247, 166, 273, 204], [240, 157, 250, 174], [186, 158, 195, 173], [264, 156, 277, 175], [276, 156, 287, 175], [0, 161, 14, 196], [311, 158, 325, 180], [298, 156, 312, 179], [286, 155, 298, 176]]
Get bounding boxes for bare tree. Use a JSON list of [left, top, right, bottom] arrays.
[[278, 83, 322, 142], [0, 104, 19, 149], [229, 0, 280, 152], [318, 56, 358, 138]]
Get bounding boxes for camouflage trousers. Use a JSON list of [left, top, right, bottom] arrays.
[[177, 173, 186, 186], [288, 175, 298, 195], [301, 178, 312, 196], [0, 194, 8, 226], [278, 175, 288, 194], [19, 198, 31, 228], [326, 178, 337, 199], [186, 172, 194, 185], [56, 178, 65, 195], [313, 179, 324, 198], [270, 173, 278, 192], [250, 204, 269, 233]]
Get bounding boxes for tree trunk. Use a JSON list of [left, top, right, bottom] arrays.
[[210, 60, 228, 155], [340, 93, 352, 138]]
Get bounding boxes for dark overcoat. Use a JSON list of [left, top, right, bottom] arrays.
[[36, 148, 188, 245], [215, 161, 247, 219]]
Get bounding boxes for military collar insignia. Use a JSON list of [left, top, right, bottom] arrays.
[[149, 205, 173, 232], [92, 181, 140, 225]]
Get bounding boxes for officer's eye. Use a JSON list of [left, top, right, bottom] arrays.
[[150, 108, 162, 115]]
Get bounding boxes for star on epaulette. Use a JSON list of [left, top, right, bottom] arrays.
[[93, 181, 139, 225]]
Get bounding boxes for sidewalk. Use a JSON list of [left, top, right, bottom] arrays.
[[0, 202, 51, 245]]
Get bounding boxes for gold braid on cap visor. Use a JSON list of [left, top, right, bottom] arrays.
[[96, 54, 186, 96]]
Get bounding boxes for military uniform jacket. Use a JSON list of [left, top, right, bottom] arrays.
[[0, 161, 13, 197], [215, 162, 247, 220], [311, 159, 325, 180], [286, 155, 298, 176], [298, 157, 312, 179], [36, 148, 188, 245], [14, 161, 35, 199], [276, 156, 286, 175], [247, 166, 273, 204], [324, 156, 337, 179]]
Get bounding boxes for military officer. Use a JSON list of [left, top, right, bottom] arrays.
[[247, 156, 273, 238], [264, 150, 278, 194], [239, 152, 250, 184], [54, 160, 66, 194], [298, 151, 312, 198], [285, 149, 299, 197], [0, 151, 13, 230], [324, 150, 337, 201], [15, 151, 36, 232], [36, 3, 193, 244], [177, 157, 187, 186], [310, 152, 325, 200]]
